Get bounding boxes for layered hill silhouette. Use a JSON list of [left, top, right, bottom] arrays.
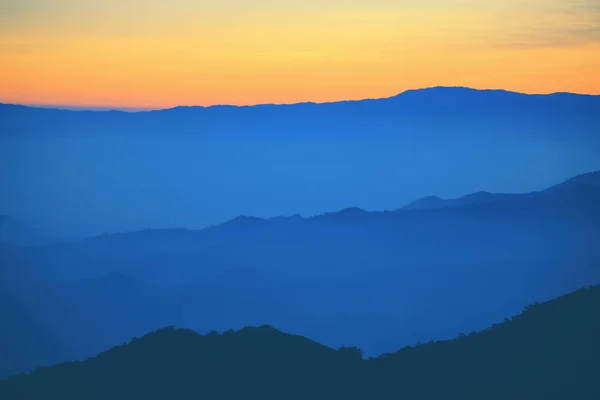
[[1, 284, 598, 400], [2, 86, 600, 239], [402, 170, 600, 210], [3, 86, 599, 115], [3, 87, 599, 396], [1, 170, 600, 379]]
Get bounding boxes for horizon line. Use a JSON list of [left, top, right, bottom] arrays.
[[2, 85, 598, 113]]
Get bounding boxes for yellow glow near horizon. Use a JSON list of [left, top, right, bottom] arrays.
[[1, 0, 599, 108]]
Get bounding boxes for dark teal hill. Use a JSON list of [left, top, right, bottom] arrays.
[[2, 283, 599, 400]]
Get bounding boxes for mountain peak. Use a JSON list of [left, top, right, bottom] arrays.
[[237, 325, 285, 337], [392, 86, 518, 98], [338, 207, 366, 214], [459, 190, 493, 200], [229, 215, 264, 224], [556, 170, 600, 187], [402, 195, 446, 210], [317, 207, 368, 219], [267, 214, 305, 223]]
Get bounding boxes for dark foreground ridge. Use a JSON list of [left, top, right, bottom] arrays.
[[1, 284, 599, 400]]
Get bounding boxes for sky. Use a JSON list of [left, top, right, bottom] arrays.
[[1, 0, 599, 109]]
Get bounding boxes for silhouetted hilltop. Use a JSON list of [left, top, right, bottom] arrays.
[[206, 169, 600, 226], [545, 171, 600, 199], [402, 191, 522, 210], [317, 207, 370, 221], [367, 284, 600, 400], [402, 170, 600, 210], [402, 195, 445, 209], [219, 215, 265, 229], [2, 170, 600, 380], [0, 324, 357, 400], [553, 170, 600, 187], [1, 284, 598, 400]]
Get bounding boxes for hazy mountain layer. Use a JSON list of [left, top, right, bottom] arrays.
[[1, 170, 599, 378], [2, 87, 600, 239]]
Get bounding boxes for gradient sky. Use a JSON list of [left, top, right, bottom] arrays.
[[1, 0, 599, 108]]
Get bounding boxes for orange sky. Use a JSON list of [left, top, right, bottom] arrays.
[[1, 0, 599, 108]]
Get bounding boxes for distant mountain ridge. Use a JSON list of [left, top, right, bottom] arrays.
[[1, 169, 600, 381], [548, 170, 600, 189], [2, 86, 599, 238], [6, 169, 596, 243], [210, 169, 600, 226], [1, 86, 599, 112], [403, 170, 600, 210]]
